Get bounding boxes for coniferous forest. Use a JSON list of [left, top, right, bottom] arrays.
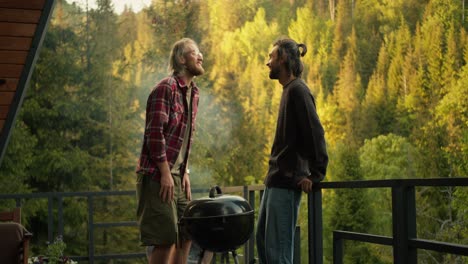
[[0, 0, 467, 263]]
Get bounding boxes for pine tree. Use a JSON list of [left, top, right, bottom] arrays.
[[328, 143, 376, 263], [331, 28, 363, 143]]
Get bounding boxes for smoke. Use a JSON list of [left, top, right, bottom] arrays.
[[189, 85, 240, 189]]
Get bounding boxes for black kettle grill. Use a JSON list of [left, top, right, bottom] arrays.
[[179, 186, 254, 263]]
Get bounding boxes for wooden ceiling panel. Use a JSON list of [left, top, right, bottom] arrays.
[[0, 105, 8, 119], [0, 64, 23, 78], [0, 36, 32, 50], [0, 8, 42, 23], [0, 78, 18, 92], [0, 22, 37, 37], [0, 51, 28, 64], [0, 91, 14, 105], [0, 0, 46, 10]]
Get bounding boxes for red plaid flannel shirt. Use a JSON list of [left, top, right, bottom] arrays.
[[136, 75, 199, 180]]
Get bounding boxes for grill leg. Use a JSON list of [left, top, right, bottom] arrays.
[[198, 249, 205, 264], [232, 250, 239, 264]]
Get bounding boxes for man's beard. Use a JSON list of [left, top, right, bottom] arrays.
[[186, 63, 205, 76], [269, 67, 279, 79]]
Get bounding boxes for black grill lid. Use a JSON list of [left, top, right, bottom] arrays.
[[182, 186, 253, 219]]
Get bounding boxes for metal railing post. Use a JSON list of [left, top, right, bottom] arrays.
[[392, 184, 417, 263], [407, 186, 417, 263], [333, 231, 343, 264], [243, 185, 249, 263], [88, 195, 94, 264], [294, 226, 301, 264], [248, 189, 256, 264], [58, 195, 63, 237], [308, 186, 323, 264], [15, 198, 21, 207], [48, 195, 54, 242]]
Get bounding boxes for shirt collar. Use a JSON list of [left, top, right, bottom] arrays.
[[174, 75, 198, 93]]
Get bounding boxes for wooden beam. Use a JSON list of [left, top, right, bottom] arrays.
[[0, 22, 37, 37], [0, 8, 42, 23], [0, 36, 32, 50], [0, 51, 28, 64], [0, 0, 46, 10]]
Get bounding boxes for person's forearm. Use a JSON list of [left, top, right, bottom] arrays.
[[185, 161, 189, 174], [157, 161, 171, 177]]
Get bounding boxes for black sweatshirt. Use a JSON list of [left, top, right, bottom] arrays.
[[264, 78, 328, 189]]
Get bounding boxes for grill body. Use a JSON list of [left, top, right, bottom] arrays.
[[180, 186, 254, 252]]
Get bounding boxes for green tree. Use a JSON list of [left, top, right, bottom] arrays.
[[5, 0, 143, 256], [327, 143, 377, 263], [436, 42, 468, 178], [361, 72, 393, 138], [1, 0, 467, 262], [354, 0, 382, 89], [330, 28, 363, 143], [289, 6, 335, 96], [205, 8, 280, 186], [0, 121, 36, 196], [359, 134, 421, 235]]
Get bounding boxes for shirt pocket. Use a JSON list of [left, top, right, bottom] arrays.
[[169, 103, 184, 127]]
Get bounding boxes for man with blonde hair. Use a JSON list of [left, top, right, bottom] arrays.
[[136, 38, 204, 264]]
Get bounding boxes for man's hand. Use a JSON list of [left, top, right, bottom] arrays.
[[297, 177, 313, 193], [159, 171, 174, 203], [182, 173, 192, 201]]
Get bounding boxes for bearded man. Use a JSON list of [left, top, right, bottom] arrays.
[[136, 38, 204, 264], [256, 38, 328, 263]]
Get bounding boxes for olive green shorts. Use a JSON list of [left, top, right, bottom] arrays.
[[136, 173, 189, 247]]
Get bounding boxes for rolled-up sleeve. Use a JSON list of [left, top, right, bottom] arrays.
[[145, 83, 172, 163]]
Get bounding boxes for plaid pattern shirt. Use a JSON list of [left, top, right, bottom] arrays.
[[136, 75, 199, 180]]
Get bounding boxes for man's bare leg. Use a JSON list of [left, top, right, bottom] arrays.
[[200, 250, 214, 264], [172, 240, 192, 264], [149, 244, 174, 264]]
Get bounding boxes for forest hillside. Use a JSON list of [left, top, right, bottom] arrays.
[[0, 0, 466, 263]]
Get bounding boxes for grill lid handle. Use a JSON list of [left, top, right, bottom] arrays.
[[209, 185, 222, 198]]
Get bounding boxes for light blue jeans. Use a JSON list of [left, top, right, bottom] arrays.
[[256, 187, 302, 264]]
